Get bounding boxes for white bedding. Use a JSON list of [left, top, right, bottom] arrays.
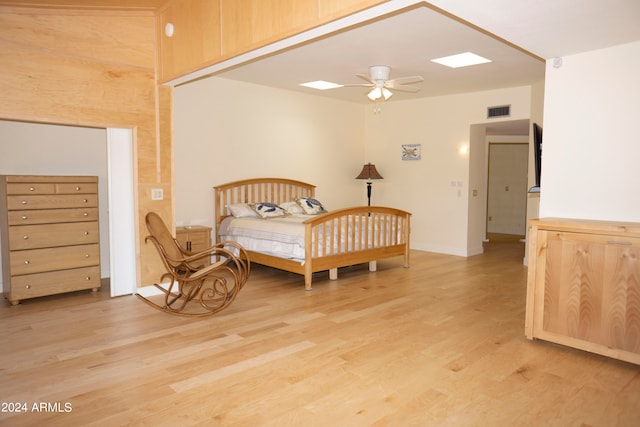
[[219, 213, 399, 263], [219, 215, 311, 262]]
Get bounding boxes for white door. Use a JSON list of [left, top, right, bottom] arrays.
[[487, 143, 528, 236]]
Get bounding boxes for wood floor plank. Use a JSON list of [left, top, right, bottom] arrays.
[[1, 241, 639, 426]]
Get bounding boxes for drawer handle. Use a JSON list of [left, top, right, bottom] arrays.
[[83, 199, 88, 203], [24, 260, 30, 265], [21, 200, 27, 205], [29, 187, 35, 191], [83, 212, 89, 217], [23, 235, 29, 240], [608, 240, 632, 246], [21, 215, 28, 220], [84, 231, 89, 236], [25, 284, 31, 289], [85, 276, 91, 281], [85, 254, 90, 258], [75, 186, 81, 191]]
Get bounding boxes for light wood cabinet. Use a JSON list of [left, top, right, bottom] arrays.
[[175, 225, 212, 265], [0, 175, 101, 305], [525, 218, 640, 365]]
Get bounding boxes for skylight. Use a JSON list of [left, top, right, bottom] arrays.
[[431, 52, 492, 68], [299, 80, 343, 90]]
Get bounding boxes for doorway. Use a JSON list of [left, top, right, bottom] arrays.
[[0, 121, 137, 298], [486, 143, 528, 240]]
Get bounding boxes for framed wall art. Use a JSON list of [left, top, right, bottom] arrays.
[[402, 144, 421, 160]]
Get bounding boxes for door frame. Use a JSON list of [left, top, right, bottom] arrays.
[[106, 128, 138, 297], [486, 142, 529, 238]]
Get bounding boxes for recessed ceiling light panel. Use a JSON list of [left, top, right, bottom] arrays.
[[299, 80, 343, 90], [431, 52, 492, 68]]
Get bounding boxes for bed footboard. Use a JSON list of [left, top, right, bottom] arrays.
[[302, 206, 411, 290]]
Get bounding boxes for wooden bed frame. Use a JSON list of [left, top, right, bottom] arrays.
[[214, 178, 411, 290]]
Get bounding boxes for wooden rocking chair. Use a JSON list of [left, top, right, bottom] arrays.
[[137, 212, 250, 317]]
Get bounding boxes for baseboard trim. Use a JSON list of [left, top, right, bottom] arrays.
[[136, 282, 171, 297]]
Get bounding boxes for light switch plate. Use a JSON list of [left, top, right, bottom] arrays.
[[151, 188, 163, 200]]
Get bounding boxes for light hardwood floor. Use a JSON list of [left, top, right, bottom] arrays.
[[1, 241, 639, 426]]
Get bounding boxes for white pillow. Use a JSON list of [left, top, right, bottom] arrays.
[[280, 200, 305, 214], [252, 202, 288, 218], [227, 203, 259, 218], [297, 198, 327, 215]]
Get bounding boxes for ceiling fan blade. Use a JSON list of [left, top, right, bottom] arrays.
[[388, 84, 421, 93], [342, 83, 374, 88], [356, 73, 375, 84], [385, 76, 424, 88]]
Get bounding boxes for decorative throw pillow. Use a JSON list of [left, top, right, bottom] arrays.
[[227, 203, 259, 218], [280, 200, 305, 214], [252, 202, 288, 218], [296, 198, 327, 215]]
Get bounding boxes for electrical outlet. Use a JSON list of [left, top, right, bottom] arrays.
[[151, 188, 164, 200]]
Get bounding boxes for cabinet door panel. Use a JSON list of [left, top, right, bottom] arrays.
[[175, 226, 211, 265], [188, 230, 210, 250], [602, 243, 640, 352], [541, 231, 640, 352]]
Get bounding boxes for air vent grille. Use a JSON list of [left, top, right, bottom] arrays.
[[487, 105, 510, 118]]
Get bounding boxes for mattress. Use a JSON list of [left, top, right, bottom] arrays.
[[219, 215, 310, 262]]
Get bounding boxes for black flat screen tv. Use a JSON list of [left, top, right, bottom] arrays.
[[531, 123, 543, 192]]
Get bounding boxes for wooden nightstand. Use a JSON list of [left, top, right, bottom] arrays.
[[175, 225, 212, 265]]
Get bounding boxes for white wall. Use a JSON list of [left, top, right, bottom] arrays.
[[523, 80, 545, 265], [540, 41, 640, 222], [365, 86, 532, 256], [173, 77, 366, 229], [0, 120, 111, 291], [174, 79, 535, 256]]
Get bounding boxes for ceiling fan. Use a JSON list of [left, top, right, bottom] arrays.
[[342, 65, 424, 101]]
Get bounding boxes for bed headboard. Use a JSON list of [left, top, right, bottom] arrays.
[[214, 177, 315, 233]]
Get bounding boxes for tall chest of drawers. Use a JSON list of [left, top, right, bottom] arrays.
[[0, 175, 101, 305]]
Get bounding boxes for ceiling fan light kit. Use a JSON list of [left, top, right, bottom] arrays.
[[301, 64, 424, 106], [355, 65, 424, 102], [367, 86, 393, 101]]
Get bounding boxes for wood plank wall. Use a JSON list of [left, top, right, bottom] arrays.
[[0, 7, 170, 286], [0, 0, 388, 289]]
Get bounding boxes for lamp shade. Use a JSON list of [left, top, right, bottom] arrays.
[[367, 87, 382, 101], [355, 163, 383, 180]]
